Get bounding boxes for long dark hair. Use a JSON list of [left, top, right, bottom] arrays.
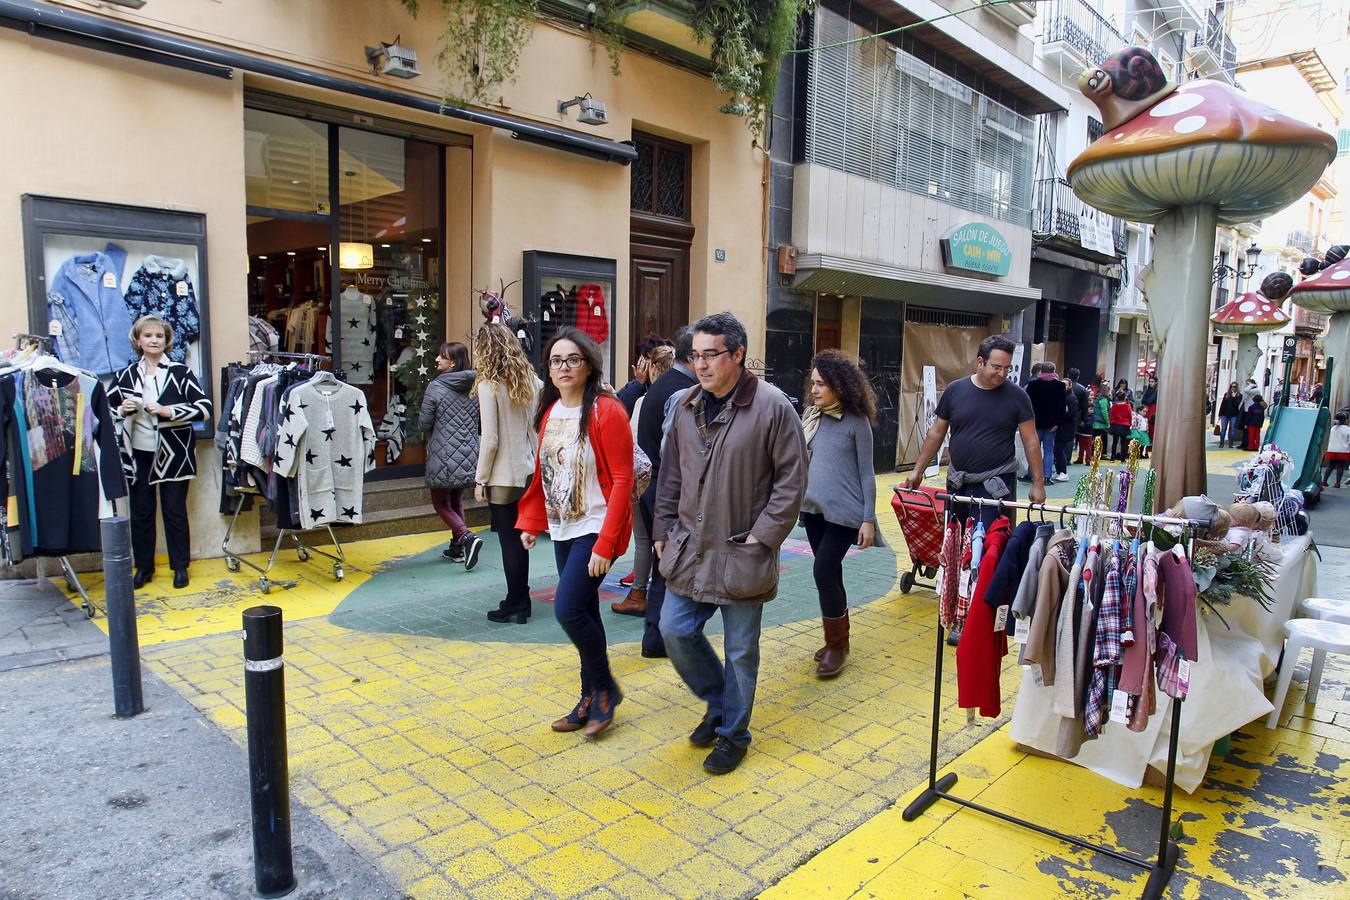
[[534, 327, 605, 439], [811, 349, 877, 422], [439, 341, 470, 371]]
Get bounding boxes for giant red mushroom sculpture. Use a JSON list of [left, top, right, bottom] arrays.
[[1289, 251, 1350, 408], [1211, 272, 1293, 384], [1068, 46, 1336, 509]]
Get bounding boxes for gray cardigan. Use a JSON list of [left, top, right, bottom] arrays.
[[801, 411, 881, 534]]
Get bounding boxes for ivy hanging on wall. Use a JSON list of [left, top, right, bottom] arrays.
[[397, 0, 538, 107], [400, 0, 813, 136]]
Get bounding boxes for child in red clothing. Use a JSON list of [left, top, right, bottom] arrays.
[[1108, 391, 1133, 461]]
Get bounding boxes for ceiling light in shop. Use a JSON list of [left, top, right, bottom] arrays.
[[258, 255, 267, 260], [339, 242, 375, 270], [316, 246, 327, 251], [421, 238, 432, 243], [380, 243, 391, 248], [286, 251, 296, 256]]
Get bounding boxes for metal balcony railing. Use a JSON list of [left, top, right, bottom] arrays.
[[1288, 230, 1317, 254], [1041, 0, 1127, 68], [1190, 9, 1237, 80], [1033, 176, 1126, 257]]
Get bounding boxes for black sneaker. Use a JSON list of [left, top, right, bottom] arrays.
[[463, 534, 484, 571], [442, 541, 465, 562], [703, 737, 747, 775], [689, 715, 721, 747]]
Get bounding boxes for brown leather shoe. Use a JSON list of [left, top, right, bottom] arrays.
[[551, 693, 591, 732], [815, 613, 850, 678], [611, 588, 646, 616]]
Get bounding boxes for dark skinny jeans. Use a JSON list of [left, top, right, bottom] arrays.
[[803, 512, 854, 619], [552, 532, 616, 696]]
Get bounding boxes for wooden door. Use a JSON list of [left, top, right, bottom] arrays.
[[815, 297, 842, 352], [630, 240, 689, 344]]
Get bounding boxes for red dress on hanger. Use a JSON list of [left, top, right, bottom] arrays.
[[957, 516, 1012, 718]]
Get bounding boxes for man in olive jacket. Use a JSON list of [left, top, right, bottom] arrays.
[[653, 312, 807, 775]]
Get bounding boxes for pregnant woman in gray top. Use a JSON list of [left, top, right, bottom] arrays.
[[800, 350, 884, 678]]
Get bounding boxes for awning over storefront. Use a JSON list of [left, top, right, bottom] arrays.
[[791, 253, 1040, 315]]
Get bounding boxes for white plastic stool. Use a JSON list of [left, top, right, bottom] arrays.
[[1266, 618, 1350, 728], [1300, 597, 1350, 625]]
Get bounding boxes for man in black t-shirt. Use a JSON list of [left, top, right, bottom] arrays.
[[905, 335, 1045, 525]]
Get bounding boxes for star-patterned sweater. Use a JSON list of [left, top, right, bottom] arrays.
[[328, 290, 377, 384], [274, 376, 376, 529]]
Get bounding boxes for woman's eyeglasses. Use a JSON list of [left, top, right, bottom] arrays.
[[548, 355, 586, 370]]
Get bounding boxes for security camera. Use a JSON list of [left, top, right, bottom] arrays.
[[558, 95, 608, 127]]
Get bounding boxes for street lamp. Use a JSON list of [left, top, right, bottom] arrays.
[[1213, 243, 1263, 284]]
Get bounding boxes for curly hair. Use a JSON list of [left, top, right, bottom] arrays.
[[473, 322, 536, 408], [811, 349, 876, 422]]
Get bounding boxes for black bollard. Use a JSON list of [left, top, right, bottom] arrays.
[[243, 605, 295, 898], [101, 516, 144, 718]]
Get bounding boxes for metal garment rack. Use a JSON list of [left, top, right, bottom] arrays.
[[902, 493, 1204, 900], [220, 351, 347, 594], [7, 334, 96, 617]]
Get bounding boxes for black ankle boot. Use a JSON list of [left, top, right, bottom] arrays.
[[133, 569, 155, 589], [487, 598, 530, 624]]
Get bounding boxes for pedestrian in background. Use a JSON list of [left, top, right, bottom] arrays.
[[1217, 382, 1242, 449], [1108, 389, 1132, 461], [612, 344, 676, 619], [1140, 374, 1158, 443], [421, 341, 482, 569], [1025, 360, 1066, 487], [473, 322, 542, 624], [800, 349, 883, 678], [518, 328, 633, 736], [1091, 375, 1111, 457], [1243, 394, 1267, 453], [615, 335, 673, 415], [1053, 370, 1078, 482], [655, 312, 806, 774], [1069, 367, 1093, 465], [1322, 412, 1350, 488], [633, 327, 697, 659]]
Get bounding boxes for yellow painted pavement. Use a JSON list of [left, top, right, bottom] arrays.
[[55, 466, 1350, 897]]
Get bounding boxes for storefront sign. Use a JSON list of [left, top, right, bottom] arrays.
[[1282, 335, 1297, 362], [941, 223, 1012, 277], [1077, 214, 1114, 255]]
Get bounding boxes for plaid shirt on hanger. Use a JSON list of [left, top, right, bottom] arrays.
[[1085, 550, 1126, 736]]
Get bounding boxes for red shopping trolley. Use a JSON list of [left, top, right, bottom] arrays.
[[890, 485, 947, 594]]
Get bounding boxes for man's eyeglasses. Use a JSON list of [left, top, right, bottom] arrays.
[[981, 361, 1011, 374], [548, 355, 586, 370], [691, 349, 732, 364]]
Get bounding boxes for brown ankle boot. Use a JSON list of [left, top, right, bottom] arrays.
[[611, 588, 646, 616], [816, 613, 850, 677]]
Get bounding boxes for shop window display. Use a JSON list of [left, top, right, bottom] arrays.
[[523, 251, 617, 381], [244, 108, 444, 473], [21, 196, 213, 430]]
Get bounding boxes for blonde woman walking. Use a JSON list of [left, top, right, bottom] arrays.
[[473, 323, 543, 624]]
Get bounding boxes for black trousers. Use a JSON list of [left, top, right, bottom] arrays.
[[802, 512, 855, 618], [130, 449, 191, 573], [488, 499, 531, 606], [637, 491, 666, 655]]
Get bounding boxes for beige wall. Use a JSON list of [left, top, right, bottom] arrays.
[[2, 4, 767, 560], [0, 30, 251, 561]]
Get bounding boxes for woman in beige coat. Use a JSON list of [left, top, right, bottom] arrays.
[[473, 323, 542, 623]]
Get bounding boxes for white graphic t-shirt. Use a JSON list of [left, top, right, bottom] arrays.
[[540, 402, 606, 541]]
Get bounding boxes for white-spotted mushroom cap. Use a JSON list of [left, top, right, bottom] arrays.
[[1289, 258, 1350, 314], [1211, 291, 1291, 334], [1068, 79, 1337, 225]]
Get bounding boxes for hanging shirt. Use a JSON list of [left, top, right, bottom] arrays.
[[274, 378, 376, 529], [45, 251, 134, 376], [957, 516, 1012, 718], [0, 368, 127, 557], [329, 290, 377, 385], [123, 257, 201, 364]]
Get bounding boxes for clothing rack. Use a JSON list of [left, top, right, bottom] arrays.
[[7, 334, 96, 617], [221, 353, 347, 593], [902, 493, 1206, 900]]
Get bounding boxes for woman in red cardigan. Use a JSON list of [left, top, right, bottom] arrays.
[[517, 328, 634, 737]]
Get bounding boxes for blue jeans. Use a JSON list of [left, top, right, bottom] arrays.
[[552, 532, 615, 695], [1037, 427, 1055, 482], [1219, 415, 1239, 445], [660, 588, 764, 748]]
